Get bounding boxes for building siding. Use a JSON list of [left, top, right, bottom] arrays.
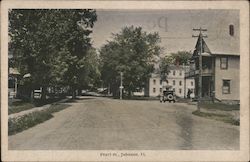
[[148, 77, 162, 97], [214, 56, 240, 101]]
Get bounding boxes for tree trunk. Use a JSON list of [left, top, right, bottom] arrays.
[[30, 90, 34, 103], [78, 89, 82, 96], [41, 86, 47, 101], [128, 90, 132, 98], [72, 87, 76, 99]]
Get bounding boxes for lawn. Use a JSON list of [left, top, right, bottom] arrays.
[[8, 98, 64, 115], [8, 103, 70, 135], [200, 102, 240, 111], [8, 101, 35, 115], [192, 110, 239, 126]]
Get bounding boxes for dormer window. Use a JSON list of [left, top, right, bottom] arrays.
[[229, 24, 234, 36]]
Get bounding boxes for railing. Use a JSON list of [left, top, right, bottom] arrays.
[[185, 69, 198, 78], [185, 68, 213, 78], [202, 68, 213, 76]]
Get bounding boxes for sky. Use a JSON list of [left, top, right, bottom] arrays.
[[91, 9, 239, 54]]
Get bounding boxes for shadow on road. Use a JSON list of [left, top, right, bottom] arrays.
[[64, 97, 95, 103]]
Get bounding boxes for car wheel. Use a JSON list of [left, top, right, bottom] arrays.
[[167, 94, 174, 100]]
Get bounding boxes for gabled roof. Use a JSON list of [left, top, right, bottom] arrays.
[[193, 33, 240, 57], [193, 34, 213, 57], [192, 11, 240, 57]]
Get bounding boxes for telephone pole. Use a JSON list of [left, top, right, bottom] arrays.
[[192, 27, 207, 112], [119, 72, 123, 100]]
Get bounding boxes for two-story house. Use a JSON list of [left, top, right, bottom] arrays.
[[185, 23, 240, 103]]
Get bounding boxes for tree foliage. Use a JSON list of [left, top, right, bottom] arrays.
[[9, 9, 98, 99], [159, 51, 192, 80], [100, 26, 161, 96]]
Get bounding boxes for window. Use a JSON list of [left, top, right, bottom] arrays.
[[166, 80, 169, 84], [173, 88, 175, 92], [222, 80, 230, 94], [173, 70, 176, 76], [153, 79, 156, 85], [191, 81, 193, 86], [179, 70, 182, 76], [179, 88, 182, 94], [220, 57, 228, 69], [153, 88, 156, 93], [160, 88, 162, 93], [179, 81, 182, 86], [160, 80, 162, 85], [229, 24, 234, 36], [173, 80, 175, 85]]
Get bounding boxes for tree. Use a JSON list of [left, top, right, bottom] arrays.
[[159, 51, 192, 81], [9, 9, 97, 99], [100, 26, 162, 96]]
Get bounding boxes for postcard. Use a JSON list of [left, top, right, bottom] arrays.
[[1, 0, 249, 161]]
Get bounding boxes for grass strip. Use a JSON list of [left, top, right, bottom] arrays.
[[9, 102, 35, 115], [9, 98, 65, 115], [192, 110, 239, 126], [200, 102, 240, 111], [8, 103, 69, 135]]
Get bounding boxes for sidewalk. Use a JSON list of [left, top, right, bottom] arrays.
[[8, 98, 70, 119]]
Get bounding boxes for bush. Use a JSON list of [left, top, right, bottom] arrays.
[[8, 111, 53, 135], [8, 104, 69, 135]]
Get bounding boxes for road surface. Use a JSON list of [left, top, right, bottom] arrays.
[[9, 97, 239, 150]]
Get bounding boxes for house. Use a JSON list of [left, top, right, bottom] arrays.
[[166, 65, 195, 98], [185, 23, 240, 103], [145, 65, 195, 98]]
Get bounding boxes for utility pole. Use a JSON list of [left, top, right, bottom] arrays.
[[120, 72, 123, 100], [192, 27, 207, 112], [183, 63, 186, 99]]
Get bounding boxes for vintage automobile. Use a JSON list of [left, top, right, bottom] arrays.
[[160, 90, 176, 103]]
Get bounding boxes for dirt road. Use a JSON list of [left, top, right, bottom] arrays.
[[9, 97, 239, 150]]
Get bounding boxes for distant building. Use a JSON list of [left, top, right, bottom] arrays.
[[185, 23, 240, 103], [8, 67, 20, 98], [145, 65, 195, 98], [166, 65, 195, 98], [133, 88, 145, 96]]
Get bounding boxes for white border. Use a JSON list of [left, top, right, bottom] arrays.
[[1, 1, 249, 161]]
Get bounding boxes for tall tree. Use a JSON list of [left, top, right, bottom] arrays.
[[9, 9, 97, 99], [159, 51, 192, 81], [100, 26, 161, 96]]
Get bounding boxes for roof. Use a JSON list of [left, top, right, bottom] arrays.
[[168, 65, 190, 71], [192, 11, 240, 56], [151, 73, 160, 78], [206, 38, 239, 56]]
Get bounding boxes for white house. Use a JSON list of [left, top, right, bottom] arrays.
[[145, 65, 195, 98]]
